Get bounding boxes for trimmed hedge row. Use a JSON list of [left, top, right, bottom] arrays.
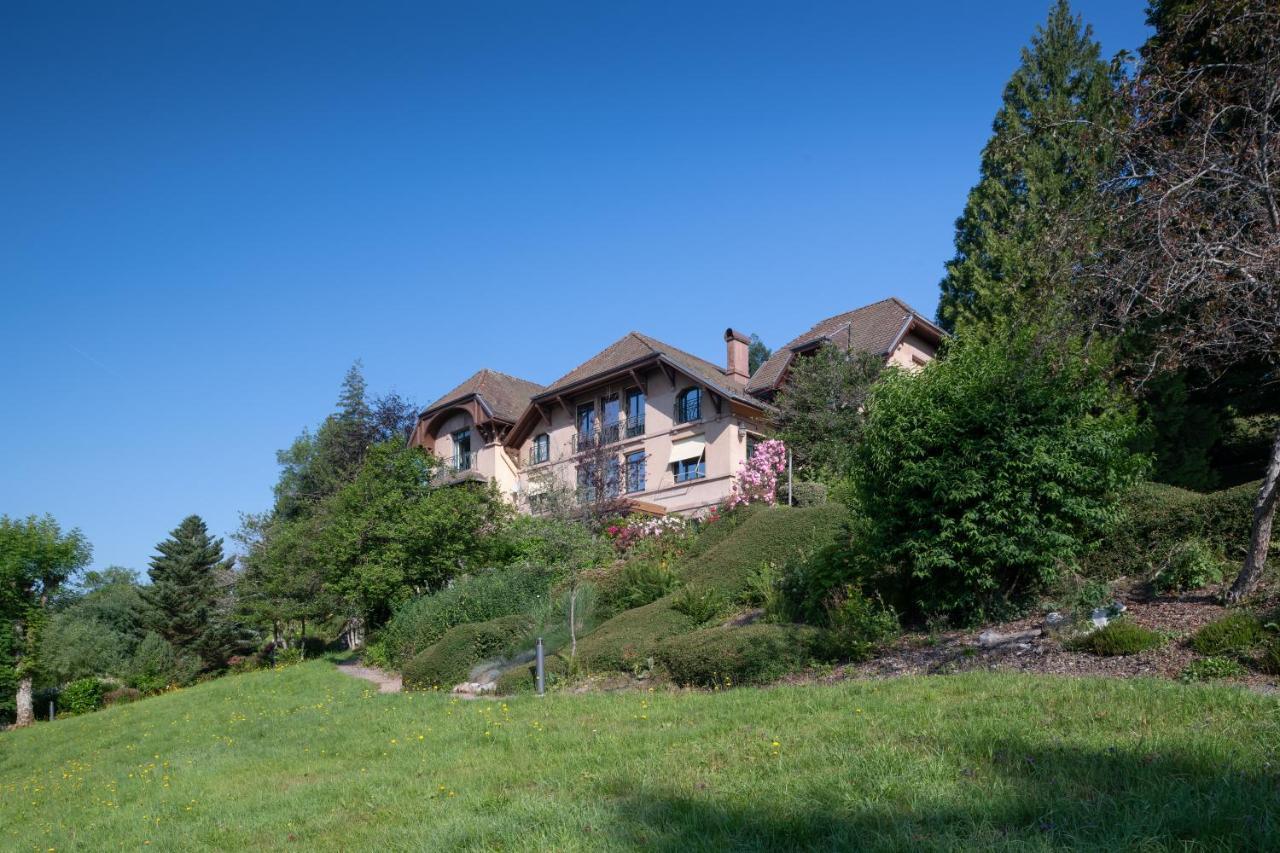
[[678, 504, 851, 596], [655, 623, 820, 687], [402, 615, 532, 690], [1084, 480, 1264, 579], [575, 505, 850, 674], [575, 598, 697, 672]]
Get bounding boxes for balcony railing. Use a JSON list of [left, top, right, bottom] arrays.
[[527, 446, 550, 465], [447, 451, 473, 471], [674, 396, 701, 424], [573, 416, 644, 453]]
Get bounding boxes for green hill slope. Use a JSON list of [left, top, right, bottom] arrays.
[[2, 662, 1277, 850]]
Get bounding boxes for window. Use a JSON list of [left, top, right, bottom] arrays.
[[625, 389, 646, 437], [577, 463, 596, 504], [600, 394, 620, 443], [604, 456, 621, 499], [531, 433, 549, 465], [746, 435, 759, 459], [576, 402, 597, 451], [674, 387, 701, 424], [672, 454, 705, 483], [625, 450, 646, 493], [452, 428, 472, 470]]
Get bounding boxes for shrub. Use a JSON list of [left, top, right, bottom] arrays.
[[379, 565, 553, 666], [1189, 613, 1264, 657], [1258, 639, 1280, 675], [273, 648, 304, 668], [655, 623, 819, 687], [852, 332, 1146, 625], [58, 678, 107, 716], [670, 586, 730, 624], [1180, 656, 1248, 683], [126, 633, 200, 694], [740, 561, 785, 619], [813, 586, 899, 662], [39, 614, 126, 685], [789, 481, 829, 507], [576, 598, 697, 672], [1066, 620, 1165, 656], [402, 615, 532, 690], [1086, 480, 1267, 579], [681, 504, 851, 598], [102, 687, 142, 706], [1151, 538, 1227, 593], [604, 557, 680, 614]]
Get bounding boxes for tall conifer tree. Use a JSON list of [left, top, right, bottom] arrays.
[[938, 0, 1124, 333], [144, 515, 235, 670]]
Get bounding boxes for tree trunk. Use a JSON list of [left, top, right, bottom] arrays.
[[1227, 423, 1280, 603], [300, 617, 307, 660], [14, 676, 33, 728]]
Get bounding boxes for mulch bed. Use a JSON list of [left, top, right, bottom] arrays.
[[795, 580, 1280, 693]]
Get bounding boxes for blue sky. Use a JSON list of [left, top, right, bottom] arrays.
[[0, 1, 1151, 572]]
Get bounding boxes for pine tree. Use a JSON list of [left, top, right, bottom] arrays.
[[143, 515, 235, 670], [938, 0, 1125, 333]]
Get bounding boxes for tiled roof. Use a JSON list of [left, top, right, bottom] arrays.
[[746, 297, 941, 395], [422, 369, 544, 423], [536, 331, 762, 409]]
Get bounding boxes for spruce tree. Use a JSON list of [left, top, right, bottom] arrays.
[[938, 0, 1124, 333], [143, 515, 235, 670]]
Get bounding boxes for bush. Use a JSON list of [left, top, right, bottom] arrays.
[[273, 648, 304, 668], [603, 557, 680, 614], [1086, 480, 1267, 579], [576, 598, 697, 672], [126, 633, 200, 694], [1180, 656, 1248, 683], [852, 332, 1146, 625], [379, 565, 553, 667], [58, 678, 107, 716], [670, 586, 730, 624], [680, 505, 851, 597], [402, 615, 532, 690], [814, 586, 899, 662], [1151, 538, 1228, 593], [655, 623, 819, 687], [1189, 613, 1264, 657], [789, 481, 829, 507], [1258, 639, 1280, 675], [1066, 620, 1165, 656], [40, 614, 126, 685], [103, 687, 142, 706]]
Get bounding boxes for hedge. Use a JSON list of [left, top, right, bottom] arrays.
[[402, 615, 533, 690], [1084, 480, 1266, 579], [380, 566, 553, 666], [575, 598, 697, 672], [655, 623, 820, 687], [679, 504, 850, 596]]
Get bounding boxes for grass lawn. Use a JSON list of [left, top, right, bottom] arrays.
[[2, 663, 1278, 851]]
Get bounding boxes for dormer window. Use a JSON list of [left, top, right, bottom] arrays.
[[674, 387, 701, 424], [531, 433, 550, 465]]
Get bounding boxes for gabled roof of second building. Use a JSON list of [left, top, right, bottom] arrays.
[[746, 297, 943, 395], [536, 331, 760, 408], [422, 369, 544, 424]]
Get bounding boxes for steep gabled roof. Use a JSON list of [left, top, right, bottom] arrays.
[[422, 369, 544, 424], [537, 331, 760, 409], [746, 297, 943, 395]]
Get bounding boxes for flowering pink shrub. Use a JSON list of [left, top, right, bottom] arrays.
[[728, 439, 787, 509], [606, 515, 690, 551]]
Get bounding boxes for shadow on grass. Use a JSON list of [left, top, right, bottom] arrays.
[[598, 736, 1280, 851]]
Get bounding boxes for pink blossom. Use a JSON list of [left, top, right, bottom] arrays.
[[727, 439, 787, 509]]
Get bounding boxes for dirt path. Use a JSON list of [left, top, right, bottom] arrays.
[[335, 659, 402, 693]]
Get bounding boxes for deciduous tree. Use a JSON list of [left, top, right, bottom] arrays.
[[0, 515, 91, 727]]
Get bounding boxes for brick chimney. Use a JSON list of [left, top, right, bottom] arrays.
[[724, 328, 750, 382]]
